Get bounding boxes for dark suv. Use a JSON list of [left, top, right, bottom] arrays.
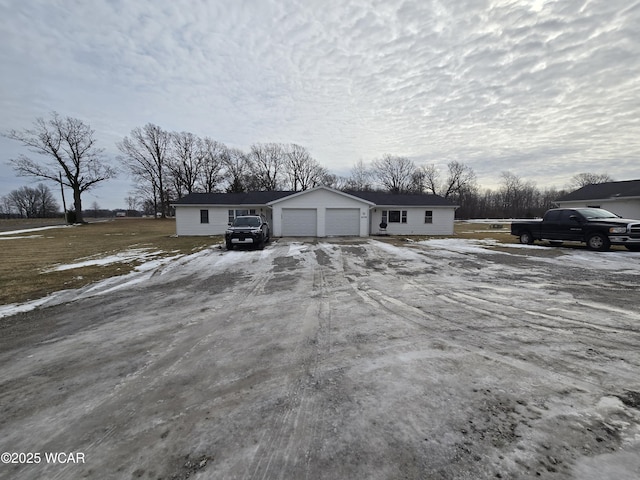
[[225, 215, 270, 250]]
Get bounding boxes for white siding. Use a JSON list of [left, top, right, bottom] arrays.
[[175, 206, 273, 236], [325, 208, 360, 236], [369, 207, 456, 235], [282, 209, 317, 236], [556, 199, 640, 219]]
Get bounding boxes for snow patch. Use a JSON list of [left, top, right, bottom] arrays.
[[44, 248, 164, 272], [0, 235, 44, 240], [0, 225, 71, 236]]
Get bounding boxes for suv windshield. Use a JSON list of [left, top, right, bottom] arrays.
[[577, 208, 619, 219], [233, 217, 261, 227]]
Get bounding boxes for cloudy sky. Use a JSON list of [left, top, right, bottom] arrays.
[[1, 0, 639, 209]]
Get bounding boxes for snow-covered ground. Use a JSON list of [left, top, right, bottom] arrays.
[[1, 238, 639, 479]]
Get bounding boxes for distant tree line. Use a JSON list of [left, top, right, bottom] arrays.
[[116, 124, 335, 218], [3, 112, 616, 220], [0, 184, 59, 218]]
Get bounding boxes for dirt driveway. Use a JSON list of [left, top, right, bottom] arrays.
[[1, 238, 640, 479]]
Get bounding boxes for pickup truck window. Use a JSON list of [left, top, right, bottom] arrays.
[[560, 210, 577, 222], [545, 210, 561, 221], [579, 208, 619, 219]]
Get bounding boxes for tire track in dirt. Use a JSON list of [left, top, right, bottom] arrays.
[[6, 245, 294, 480], [345, 242, 626, 394], [242, 244, 332, 480]]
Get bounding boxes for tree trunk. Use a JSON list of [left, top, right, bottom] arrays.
[[73, 189, 84, 223]]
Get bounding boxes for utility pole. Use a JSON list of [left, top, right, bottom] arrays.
[[59, 172, 68, 223]]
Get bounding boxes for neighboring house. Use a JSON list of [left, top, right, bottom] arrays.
[[556, 180, 640, 219], [172, 186, 457, 237]]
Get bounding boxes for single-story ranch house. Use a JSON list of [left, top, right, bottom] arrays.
[[172, 186, 458, 237], [556, 179, 640, 219]]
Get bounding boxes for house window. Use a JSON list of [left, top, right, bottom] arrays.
[[200, 209, 209, 224], [228, 208, 258, 223], [384, 210, 407, 223], [425, 210, 433, 224]]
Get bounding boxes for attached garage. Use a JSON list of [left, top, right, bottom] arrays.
[[269, 187, 374, 237], [325, 208, 360, 236], [282, 208, 317, 236]]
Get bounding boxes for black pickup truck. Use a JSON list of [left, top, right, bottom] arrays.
[[510, 208, 640, 251]]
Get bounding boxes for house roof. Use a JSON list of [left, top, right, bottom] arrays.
[[173, 188, 456, 207], [345, 190, 457, 207], [557, 179, 640, 202], [173, 191, 294, 205]]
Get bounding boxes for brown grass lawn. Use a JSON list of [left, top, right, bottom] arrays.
[[0, 218, 221, 305], [0, 218, 521, 306]]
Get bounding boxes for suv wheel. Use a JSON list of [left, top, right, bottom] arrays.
[[226, 241, 233, 250]]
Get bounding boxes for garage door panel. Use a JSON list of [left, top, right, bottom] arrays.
[[326, 208, 360, 236], [282, 209, 317, 236]]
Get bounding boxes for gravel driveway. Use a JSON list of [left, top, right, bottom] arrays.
[[1, 238, 640, 479]]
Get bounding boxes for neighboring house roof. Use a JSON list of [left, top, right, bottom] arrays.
[[173, 188, 456, 207], [557, 180, 640, 202]]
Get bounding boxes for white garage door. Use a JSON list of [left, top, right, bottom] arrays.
[[325, 208, 360, 236], [282, 208, 317, 236]]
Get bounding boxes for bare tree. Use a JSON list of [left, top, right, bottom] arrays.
[[223, 148, 251, 193], [169, 131, 203, 198], [0, 195, 13, 217], [569, 172, 614, 189], [5, 112, 115, 223], [344, 160, 373, 191], [371, 154, 416, 193], [441, 161, 477, 199], [7, 184, 59, 218], [8, 186, 38, 218], [199, 138, 227, 193], [284, 144, 327, 191], [248, 143, 285, 190], [35, 183, 59, 217], [500, 171, 539, 218], [125, 195, 139, 211], [414, 164, 440, 194], [118, 124, 172, 218]]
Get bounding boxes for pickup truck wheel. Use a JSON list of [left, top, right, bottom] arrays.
[[587, 233, 610, 251], [256, 238, 265, 250], [519, 231, 534, 245]]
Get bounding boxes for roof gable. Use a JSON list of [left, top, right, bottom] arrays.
[[266, 186, 375, 205], [557, 179, 640, 201]]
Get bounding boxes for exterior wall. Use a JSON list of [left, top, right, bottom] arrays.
[[175, 205, 273, 236], [174, 190, 457, 237], [369, 206, 456, 235], [555, 199, 640, 219], [271, 189, 370, 237]]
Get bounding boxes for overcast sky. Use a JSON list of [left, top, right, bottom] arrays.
[[1, 0, 639, 209]]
